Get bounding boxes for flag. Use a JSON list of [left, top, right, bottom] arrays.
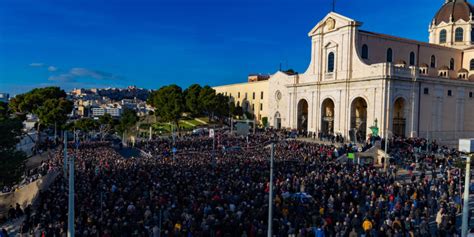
[[348, 153, 355, 160]]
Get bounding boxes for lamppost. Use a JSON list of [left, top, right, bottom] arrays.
[[267, 134, 278, 237], [68, 130, 79, 237], [384, 130, 393, 171]]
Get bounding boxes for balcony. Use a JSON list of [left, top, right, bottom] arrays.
[[385, 63, 418, 78]]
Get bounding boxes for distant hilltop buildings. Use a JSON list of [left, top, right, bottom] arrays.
[[69, 86, 154, 118], [70, 85, 151, 101]]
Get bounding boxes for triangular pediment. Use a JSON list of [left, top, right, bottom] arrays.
[[308, 12, 361, 37]]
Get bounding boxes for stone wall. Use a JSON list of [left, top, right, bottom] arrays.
[[0, 171, 59, 219]]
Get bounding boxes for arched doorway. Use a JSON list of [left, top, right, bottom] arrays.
[[297, 99, 308, 133], [350, 97, 368, 143], [321, 98, 335, 135], [393, 98, 406, 137], [274, 112, 281, 129]]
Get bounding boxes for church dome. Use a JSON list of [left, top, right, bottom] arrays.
[[433, 0, 474, 25]]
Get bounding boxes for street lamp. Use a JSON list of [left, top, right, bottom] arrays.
[[459, 138, 474, 237], [384, 130, 393, 171], [267, 133, 278, 237]]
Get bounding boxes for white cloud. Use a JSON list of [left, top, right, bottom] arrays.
[[48, 73, 74, 82], [48, 67, 121, 82], [47, 66, 58, 72], [29, 63, 45, 67]]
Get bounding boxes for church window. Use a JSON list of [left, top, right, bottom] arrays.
[[327, 52, 335, 72], [470, 59, 474, 70], [439, 30, 447, 43], [455, 28, 464, 42], [361, 44, 369, 59], [470, 92, 473, 98], [424, 88, 429, 95], [471, 28, 474, 42], [386, 48, 393, 63], [430, 55, 436, 68], [447, 90, 452, 96], [450, 58, 455, 70], [409, 52, 415, 66], [252, 92, 255, 100]]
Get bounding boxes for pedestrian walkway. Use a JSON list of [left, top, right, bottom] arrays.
[[25, 150, 54, 170]]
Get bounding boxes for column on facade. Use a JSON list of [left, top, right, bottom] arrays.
[[288, 92, 292, 129], [409, 82, 420, 137], [456, 88, 465, 136]]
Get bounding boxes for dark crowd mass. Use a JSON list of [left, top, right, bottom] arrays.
[[1, 133, 467, 237]]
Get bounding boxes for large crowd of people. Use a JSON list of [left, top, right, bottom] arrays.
[[1, 151, 60, 194], [1, 132, 466, 236]]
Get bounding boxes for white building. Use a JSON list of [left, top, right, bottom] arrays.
[[91, 106, 122, 118], [215, 0, 474, 143]]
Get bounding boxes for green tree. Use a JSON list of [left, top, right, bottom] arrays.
[[184, 84, 202, 117], [214, 93, 231, 122], [117, 108, 139, 135], [244, 111, 254, 120], [9, 87, 67, 114], [229, 101, 236, 118], [9, 87, 72, 140], [0, 102, 27, 186], [98, 113, 116, 140], [99, 113, 114, 126], [0, 102, 23, 151], [73, 118, 98, 132], [35, 98, 73, 129], [0, 101, 8, 119], [234, 105, 243, 118], [198, 86, 217, 120], [148, 85, 184, 128]]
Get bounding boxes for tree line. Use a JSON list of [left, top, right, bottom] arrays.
[[147, 84, 245, 129]]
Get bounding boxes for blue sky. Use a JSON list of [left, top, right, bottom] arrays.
[[0, 0, 442, 95]]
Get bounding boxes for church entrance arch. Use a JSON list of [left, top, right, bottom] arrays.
[[321, 98, 335, 135], [297, 99, 308, 133], [274, 112, 281, 129], [392, 98, 407, 137], [350, 97, 368, 143]]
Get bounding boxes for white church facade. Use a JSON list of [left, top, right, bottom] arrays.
[[214, 0, 474, 143]]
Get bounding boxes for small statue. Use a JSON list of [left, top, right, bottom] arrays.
[[370, 118, 379, 137]]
